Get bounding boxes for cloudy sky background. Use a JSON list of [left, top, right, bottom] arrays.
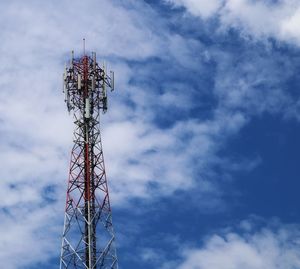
[[1, 0, 300, 268]]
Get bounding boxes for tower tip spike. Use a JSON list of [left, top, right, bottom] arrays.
[[83, 38, 86, 55]]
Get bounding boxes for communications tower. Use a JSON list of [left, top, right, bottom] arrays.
[[60, 48, 118, 269]]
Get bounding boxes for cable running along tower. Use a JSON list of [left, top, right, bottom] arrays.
[[60, 49, 118, 269]]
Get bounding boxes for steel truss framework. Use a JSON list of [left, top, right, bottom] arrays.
[[60, 51, 118, 269]]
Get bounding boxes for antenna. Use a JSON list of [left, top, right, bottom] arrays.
[[110, 71, 115, 91], [70, 50, 74, 69]]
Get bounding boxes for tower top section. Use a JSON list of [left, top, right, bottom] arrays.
[[63, 50, 114, 115]]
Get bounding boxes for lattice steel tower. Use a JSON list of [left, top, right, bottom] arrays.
[[60, 48, 118, 269]]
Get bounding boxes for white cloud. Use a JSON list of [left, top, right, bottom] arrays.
[[165, 221, 300, 269], [103, 111, 247, 204], [280, 6, 300, 44], [220, 0, 288, 39], [166, 0, 300, 46], [0, 204, 62, 269], [211, 48, 293, 116]]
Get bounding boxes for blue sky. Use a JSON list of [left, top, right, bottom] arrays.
[[1, 0, 300, 268]]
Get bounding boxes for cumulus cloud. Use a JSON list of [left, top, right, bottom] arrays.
[[164, 220, 300, 269]]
